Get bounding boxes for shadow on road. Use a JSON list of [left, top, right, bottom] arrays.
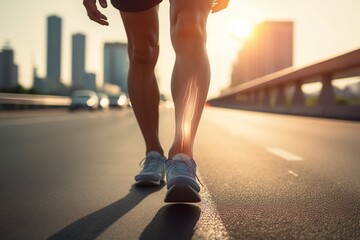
[[47, 184, 164, 240], [140, 204, 201, 240]]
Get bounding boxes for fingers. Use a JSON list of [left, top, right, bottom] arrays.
[[99, 0, 108, 8], [211, 0, 229, 13], [93, 10, 109, 25], [83, 0, 109, 26]]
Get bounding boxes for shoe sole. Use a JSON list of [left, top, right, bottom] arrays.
[[164, 184, 201, 203], [135, 179, 163, 186]]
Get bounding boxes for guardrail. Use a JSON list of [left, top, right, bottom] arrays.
[[0, 93, 71, 110], [208, 48, 360, 120]]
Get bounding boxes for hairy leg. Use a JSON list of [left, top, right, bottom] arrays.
[[120, 7, 163, 155], [168, 0, 212, 159]]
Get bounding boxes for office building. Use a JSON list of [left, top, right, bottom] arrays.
[[0, 44, 18, 91], [72, 33, 86, 89], [104, 42, 129, 95], [231, 21, 293, 86], [71, 33, 97, 91], [46, 15, 62, 85]]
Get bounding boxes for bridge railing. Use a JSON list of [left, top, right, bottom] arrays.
[[208, 48, 360, 120], [0, 93, 71, 110]]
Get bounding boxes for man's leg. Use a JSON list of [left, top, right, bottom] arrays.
[[120, 7, 167, 186], [168, 0, 212, 159], [164, 0, 212, 202], [120, 7, 163, 156]]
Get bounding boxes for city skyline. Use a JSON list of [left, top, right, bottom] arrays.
[[24, 15, 100, 94], [1, 0, 360, 97], [1, 13, 130, 94], [1, 13, 130, 95]]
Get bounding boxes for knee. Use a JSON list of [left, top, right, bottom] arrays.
[[128, 40, 159, 68], [171, 12, 206, 54]]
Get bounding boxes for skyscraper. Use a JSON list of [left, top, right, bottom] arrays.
[[231, 21, 293, 86], [46, 15, 62, 86], [0, 44, 18, 91], [72, 33, 85, 89], [71, 33, 97, 91], [104, 42, 129, 95]]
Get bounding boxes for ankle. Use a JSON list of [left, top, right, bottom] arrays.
[[168, 147, 193, 160], [146, 148, 164, 157]]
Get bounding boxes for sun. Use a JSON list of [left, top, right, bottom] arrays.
[[229, 20, 255, 41]]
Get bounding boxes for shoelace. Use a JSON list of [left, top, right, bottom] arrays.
[[168, 160, 204, 187], [139, 156, 149, 168], [139, 155, 163, 169]]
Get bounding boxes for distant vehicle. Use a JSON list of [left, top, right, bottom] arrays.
[[70, 90, 99, 111], [108, 94, 128, 108], [96, 92, 110, 110]]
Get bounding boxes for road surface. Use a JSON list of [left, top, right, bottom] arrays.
[[1, 107, 360, 239]]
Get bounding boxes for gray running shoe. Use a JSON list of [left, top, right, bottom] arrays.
[[135, 151, 166, 186], [164, 158, 201, 203]]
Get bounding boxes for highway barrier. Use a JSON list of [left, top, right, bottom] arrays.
[[0, 93, 71, 110]]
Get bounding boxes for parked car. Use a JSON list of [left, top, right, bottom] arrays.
[[108, 94, 128, 108], [69, 90, 99, 111], [96, 92, 110, 110]]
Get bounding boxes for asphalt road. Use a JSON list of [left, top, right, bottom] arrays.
[[0, 107, 359, 239]]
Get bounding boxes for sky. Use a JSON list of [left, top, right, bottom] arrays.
[[1, 0, 360, 98]]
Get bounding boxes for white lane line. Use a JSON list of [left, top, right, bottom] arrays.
[[288, 170, 299, 177], [267, 148, 304, 161], [196, 173, 229, 240]]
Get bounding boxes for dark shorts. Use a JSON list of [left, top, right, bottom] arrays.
[[111, 0, 163, 12]]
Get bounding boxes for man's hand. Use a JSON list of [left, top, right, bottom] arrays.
[[211, 0, 230, 13], [83, 0, 109, 26]]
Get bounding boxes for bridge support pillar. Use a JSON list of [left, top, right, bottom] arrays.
[[263, 88, 271, 107], [248, 92, 256, 105], [318, 74, 336, 106], [275, 84, 286, 106], [256, 91, 262, 106], [292, 81, 305, 106]]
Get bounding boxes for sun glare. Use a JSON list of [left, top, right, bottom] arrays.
[[229, 20, 254, 41]]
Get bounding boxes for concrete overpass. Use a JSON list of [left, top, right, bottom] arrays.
[[208, 48, 360, 120]]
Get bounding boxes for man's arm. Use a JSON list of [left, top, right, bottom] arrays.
[[211, 0, 230, 13], [83, 0, 109, 25]]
